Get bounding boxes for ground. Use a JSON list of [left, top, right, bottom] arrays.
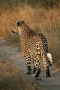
[[0, 39, 60, 90]]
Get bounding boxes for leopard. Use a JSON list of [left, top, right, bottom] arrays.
[[10, 21, 53, 77]]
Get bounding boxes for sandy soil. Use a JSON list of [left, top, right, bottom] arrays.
[[0, 39, 60, 90]]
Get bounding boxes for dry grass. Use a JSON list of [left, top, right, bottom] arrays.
[[0, 61, 37, 90], [0, 2, 60, 61]]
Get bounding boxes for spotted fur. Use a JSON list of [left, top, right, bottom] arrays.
[[11, 21, 53, 77]]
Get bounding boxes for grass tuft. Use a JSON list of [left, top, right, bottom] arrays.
[[0, 62, 37, 90]]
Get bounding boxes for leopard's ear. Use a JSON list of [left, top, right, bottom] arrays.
[[21, 21, 24, 23], [16, 21, 24, 26], [17, 21, 20, 26]]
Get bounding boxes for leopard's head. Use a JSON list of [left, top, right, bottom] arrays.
[[10, 21, 25, 35]]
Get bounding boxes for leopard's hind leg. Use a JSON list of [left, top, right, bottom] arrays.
[[41, 48, 51, 77], [32, 42, 41, 77]]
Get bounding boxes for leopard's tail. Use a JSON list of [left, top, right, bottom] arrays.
[[47, 53, 53, 66]]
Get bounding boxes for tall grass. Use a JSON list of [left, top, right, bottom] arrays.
[[0, 62, 37, 90], [0, 2, 60, 61]]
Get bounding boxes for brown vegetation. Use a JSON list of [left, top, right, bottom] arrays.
[[0, 62, 37, 90], [0, 2, 60, 62]]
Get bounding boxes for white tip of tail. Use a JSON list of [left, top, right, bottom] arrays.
[[47, 53, 53, 65]]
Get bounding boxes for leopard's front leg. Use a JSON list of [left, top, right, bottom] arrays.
[[23, 50, 32, 74]]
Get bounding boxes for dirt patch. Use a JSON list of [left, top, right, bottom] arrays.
[[0, 39, 60, 90]]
